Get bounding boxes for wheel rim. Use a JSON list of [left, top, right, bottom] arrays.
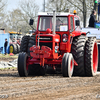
[[70, 60, 73, 72], [10, 46, 13, 53], [93, 42, 98, 73]]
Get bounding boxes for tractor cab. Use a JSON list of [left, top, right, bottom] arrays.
[[33, 12, 81, 56], [37, 12, 80, 33]]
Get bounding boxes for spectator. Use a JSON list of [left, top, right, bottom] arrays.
[[89, 10, 97, 27], [4, 38, 8, 55]]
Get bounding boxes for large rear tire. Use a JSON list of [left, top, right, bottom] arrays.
[[84, 37, 98, 76], [71, 35, 86, 76], [28, 35, 36, 56], [27, 35, 36, 75], [16, 44, 20, 53], [62, 53, 74, 78], [18, 52, 29, 77], [20, 36, 30, 53], [98, 44, 100, 71]]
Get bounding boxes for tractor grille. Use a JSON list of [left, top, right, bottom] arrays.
[[39, 42, 52, 49], [37, 36, 52, 49], [38, 36, 52, 41]]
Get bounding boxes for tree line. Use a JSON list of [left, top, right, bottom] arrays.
[[0, 0, 99, 34]]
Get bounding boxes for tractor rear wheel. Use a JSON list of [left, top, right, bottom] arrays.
[[16, 44, 20, 53], [18, 52, 29, 77], [84, 37, 98, 76], [71, 35, 86, 76], [27, 35, 37, 75], [62, 53, 74, 78], [20, 36, 30, 53], [28, 35, 36, 56], [97, 44, 100, 71]]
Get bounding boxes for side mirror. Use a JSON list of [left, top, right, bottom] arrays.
[[76, 20, 80, 26], [29, 18, 34, 25]]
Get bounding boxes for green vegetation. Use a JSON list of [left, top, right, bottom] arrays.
[[0, 67, 17, 70], [0, 54, 18, 58]]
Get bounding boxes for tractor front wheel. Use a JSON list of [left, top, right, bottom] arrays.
[[18, 52, 29, 77], [62, 53, 74, 78], [85, 37, 98, 76]]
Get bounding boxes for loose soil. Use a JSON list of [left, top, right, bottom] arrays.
[[0, 54, 18, 62], [0, 57, 17, 62], [0, 69, 100, 100], [0, 57, 100, 100]]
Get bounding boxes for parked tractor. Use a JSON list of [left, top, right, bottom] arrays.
[[9, 31, 22, 54], [18, 11, 98, 77]]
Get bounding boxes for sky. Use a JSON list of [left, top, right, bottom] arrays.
[[7, 0, 44, 12]]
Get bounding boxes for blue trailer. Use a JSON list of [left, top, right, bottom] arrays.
[[0, 33, 9, 54]]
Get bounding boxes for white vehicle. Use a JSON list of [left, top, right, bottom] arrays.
[[82, 27, 100, 41]]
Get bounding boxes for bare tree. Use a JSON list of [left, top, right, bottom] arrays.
[[0, 0, 7, 11], [19, 0, 39, 30], [67, 0, 94, 27], [5, 9, 26, 32], [46, 0, 96, 27], [0, 0, 7, 29], [5, 0, 39, 34], [46, 0, 72, 12]]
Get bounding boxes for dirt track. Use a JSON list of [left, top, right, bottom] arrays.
[[0, 69, 100, 100], [0, 57, 17, 62]]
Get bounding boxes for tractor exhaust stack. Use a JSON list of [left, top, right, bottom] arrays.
[[53, 10, 56, 34]]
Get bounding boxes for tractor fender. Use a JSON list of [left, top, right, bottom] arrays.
[[72, 31, 86, 37]]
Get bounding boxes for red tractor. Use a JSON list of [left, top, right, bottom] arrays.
[[18, 11, 98, 77]]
